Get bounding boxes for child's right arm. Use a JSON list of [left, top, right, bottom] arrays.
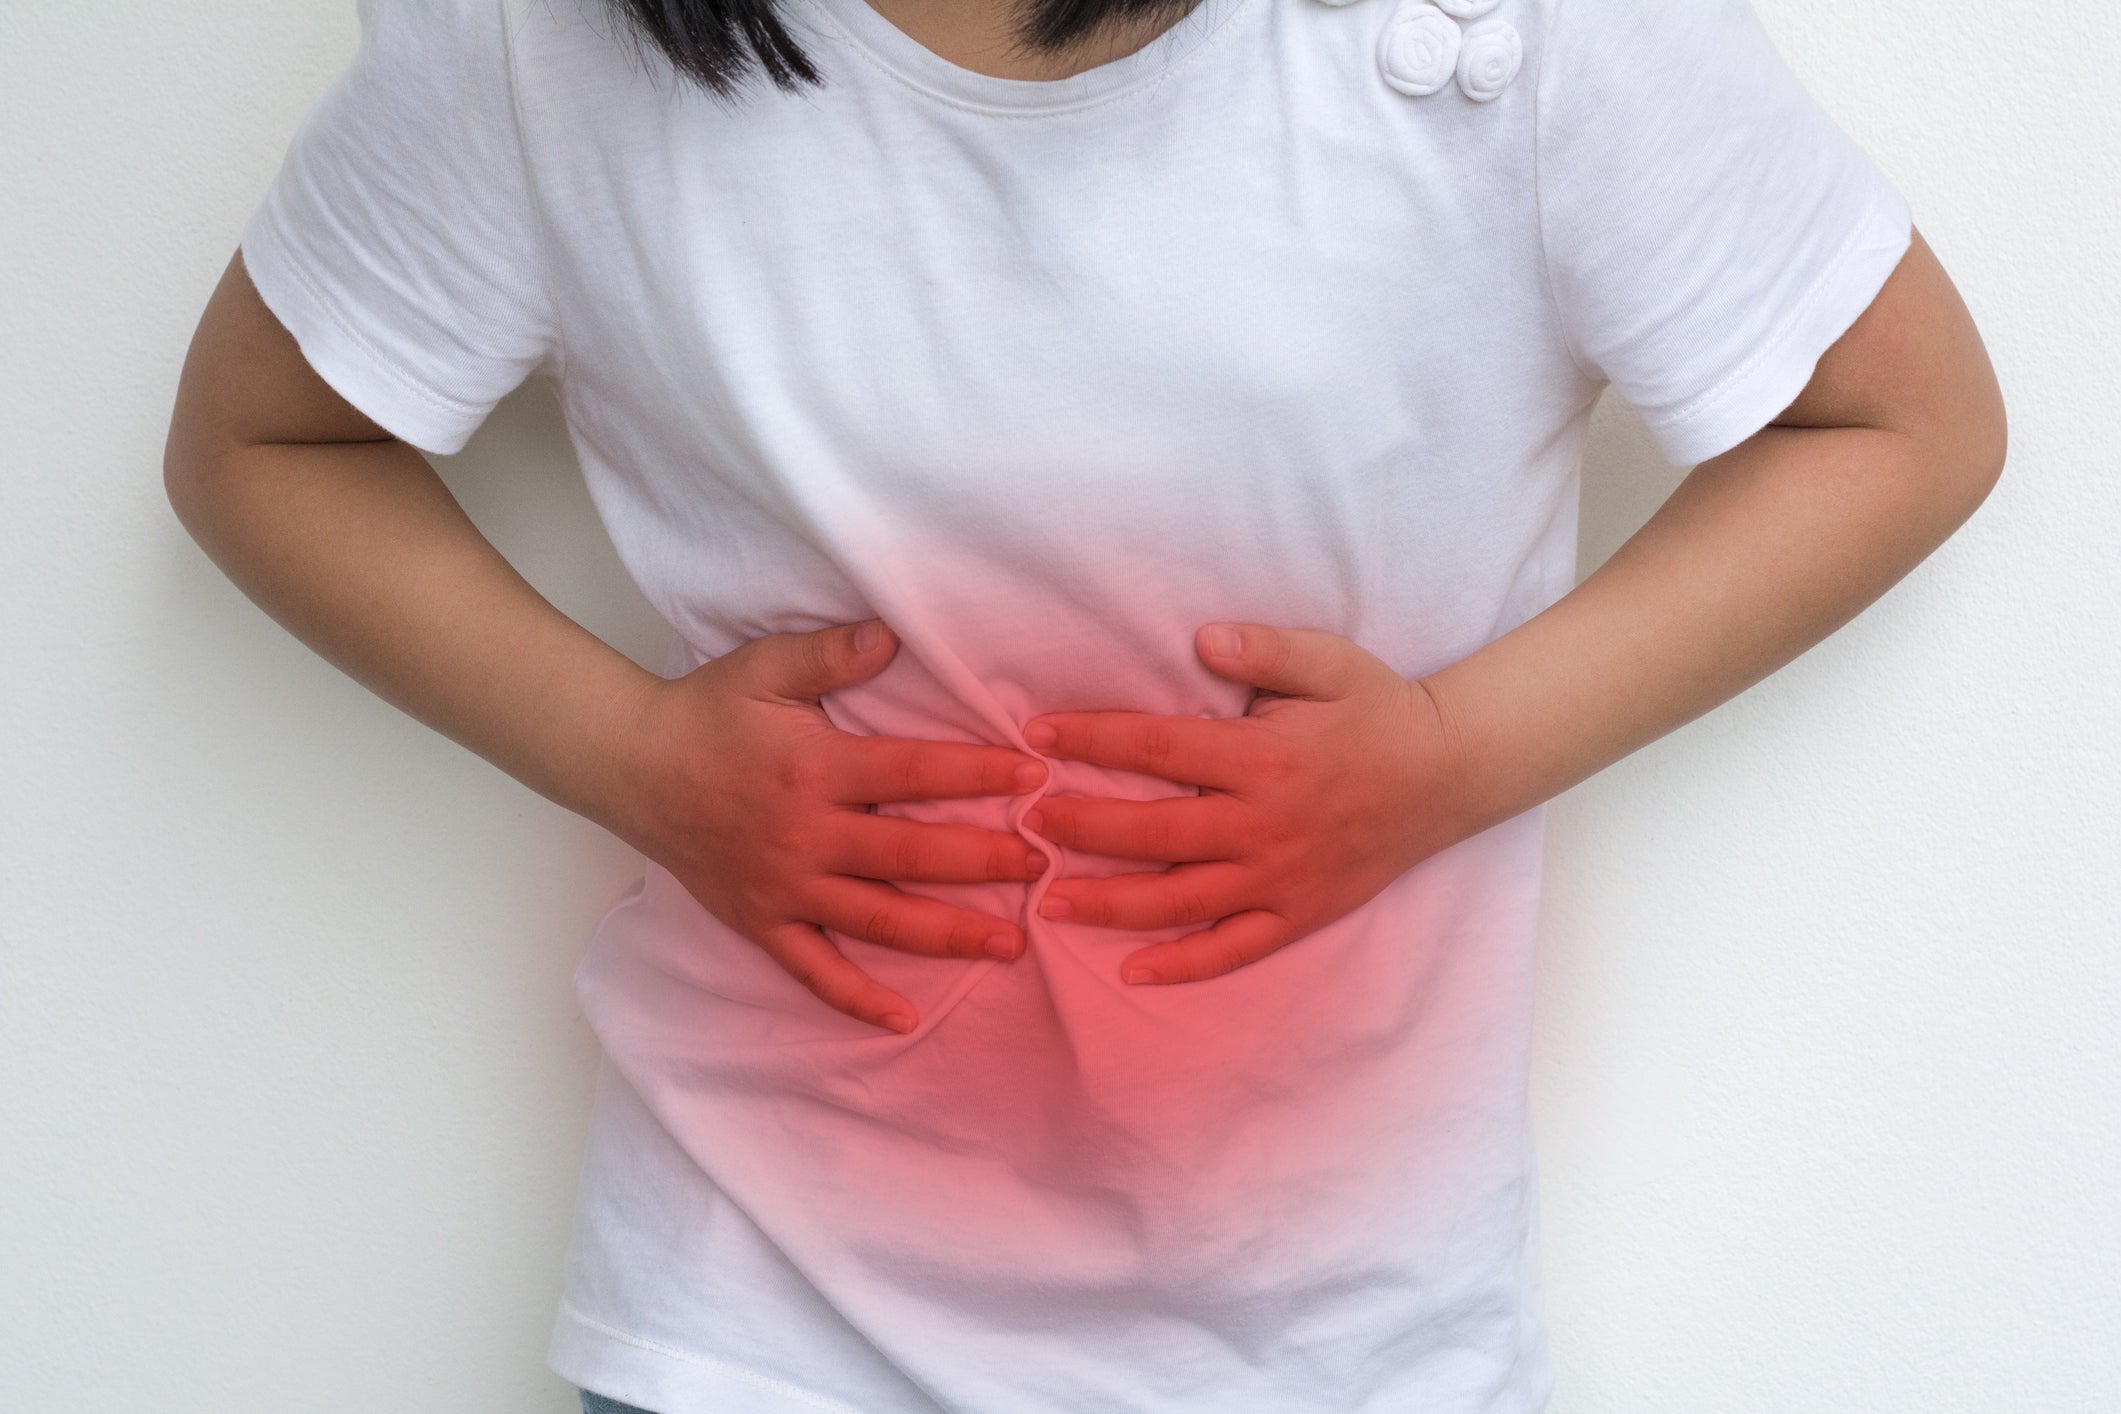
[[163, 249, 1047, 1033]]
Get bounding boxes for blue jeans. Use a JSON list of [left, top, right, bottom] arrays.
[[580, 1392, 658, 1414]]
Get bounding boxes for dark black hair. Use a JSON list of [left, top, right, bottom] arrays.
[[603, 0, 1205, 103]]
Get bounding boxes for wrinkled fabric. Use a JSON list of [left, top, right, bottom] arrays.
[[238, 0, 1912, 1406]]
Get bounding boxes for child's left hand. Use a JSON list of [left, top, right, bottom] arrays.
[[1022, 623, 1467, 986]]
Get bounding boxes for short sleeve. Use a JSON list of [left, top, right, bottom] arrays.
[[238, 0, 558, 457], [1534, 0, 1912, 467]]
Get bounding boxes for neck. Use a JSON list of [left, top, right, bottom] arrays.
[[858, 0, 1205, 81]]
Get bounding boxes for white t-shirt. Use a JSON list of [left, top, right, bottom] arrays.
[[239, 0, 1910, 1406]]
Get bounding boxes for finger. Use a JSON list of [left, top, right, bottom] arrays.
[[828, 735, 1049, 806], [808, 875, 1026, 961], [1025, 794, 1240, 864], [825, 814, 1049, 884], [1018, 711, 1249, 790], [755, 919, 918, 1033], [1196, 623, 1365, 702], [739, 618, 899, 704], [1038, 861, 1251, 931], [1117, 909, 1292, 986]]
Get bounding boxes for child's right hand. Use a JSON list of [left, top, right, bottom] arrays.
[[604, 618, 1050, 1035]]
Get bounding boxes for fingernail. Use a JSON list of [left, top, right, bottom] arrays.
[[854, 619, 882, 652], [984, 934, 1020, 960], [882, 1011, 915, 1033], [1201, 625, 1242, 659], [1024, 809, 1044, 833], [1122, 965, 1157, 985], [1023, 851, 1049, 874], [1038, 895, 1071, 919], [1014, 761, 1047, 791], [1024, 722, 1057, 748]]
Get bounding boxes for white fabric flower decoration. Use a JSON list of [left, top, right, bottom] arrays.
[[1455, 17, 1522, 102], [1431, 0, 1500, 17], [1377, 4, 1463, 98]]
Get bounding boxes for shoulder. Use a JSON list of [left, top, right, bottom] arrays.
[[1317, 0, 1750, 117], [341, 0, 519, 92], [354, 0, 589, 93], [354, 0, 510, 42], [350, 0, 636, 133], [1529, 0, 1793, 99]]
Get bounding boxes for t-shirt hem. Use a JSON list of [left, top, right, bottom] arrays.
[[237, 197, 490, 458], [549, 1297, 1556, 1414], [1645, 190, 1915, 468], [549, 1299, 876, 1414]]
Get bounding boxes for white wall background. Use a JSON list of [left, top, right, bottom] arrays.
[[3, 1, 2114, 1409]]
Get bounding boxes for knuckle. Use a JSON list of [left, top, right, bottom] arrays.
[[725, 878, 776, 925], [892, 748, 936, 801], [888, 831, 928, 880], [757, 819, 809, 865], [1264, 841, 1308, 880], [1255, 742, 1301, 784], [804, 634, 839, 682], [773, 750, 821, 798], [861, 905, 902, 949], [1137, 721, 1178, 774], [782, 958, 825, 995], [1256, 812, 1301, 851], [1173, 889, 1216, 925]]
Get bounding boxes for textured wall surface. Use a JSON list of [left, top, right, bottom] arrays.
[[3, 1, 2115, 1409]]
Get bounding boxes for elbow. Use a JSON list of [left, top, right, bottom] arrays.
[[162, 419, 200, 531], [163, 341, 215, 535], [162, 426, 196, 525], [162, 402, 243, 551], [1906, 319, 2009, 534], [162, 417, 215, 543], [1978, 387, 2009, 497], [1948, 362, 2009, 525], [1845, 228, 2009, 528], [1947, 288, 2010, 518], [1913, 410, 2006, 548]]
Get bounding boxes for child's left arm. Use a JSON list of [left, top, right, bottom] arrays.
[[1411, 226, 2005, 847], [1022, 229, 2003, 987]]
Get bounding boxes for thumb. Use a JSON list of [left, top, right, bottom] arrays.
[[746, 618, 898, 703], [1196, 623, 1359, 701]]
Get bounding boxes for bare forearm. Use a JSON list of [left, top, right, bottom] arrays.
[[166, 437, 658, 832], [1420, 419, 1999, 841]]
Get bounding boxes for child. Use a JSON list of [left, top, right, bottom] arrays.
[[166, 0, 2003, 1408]]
